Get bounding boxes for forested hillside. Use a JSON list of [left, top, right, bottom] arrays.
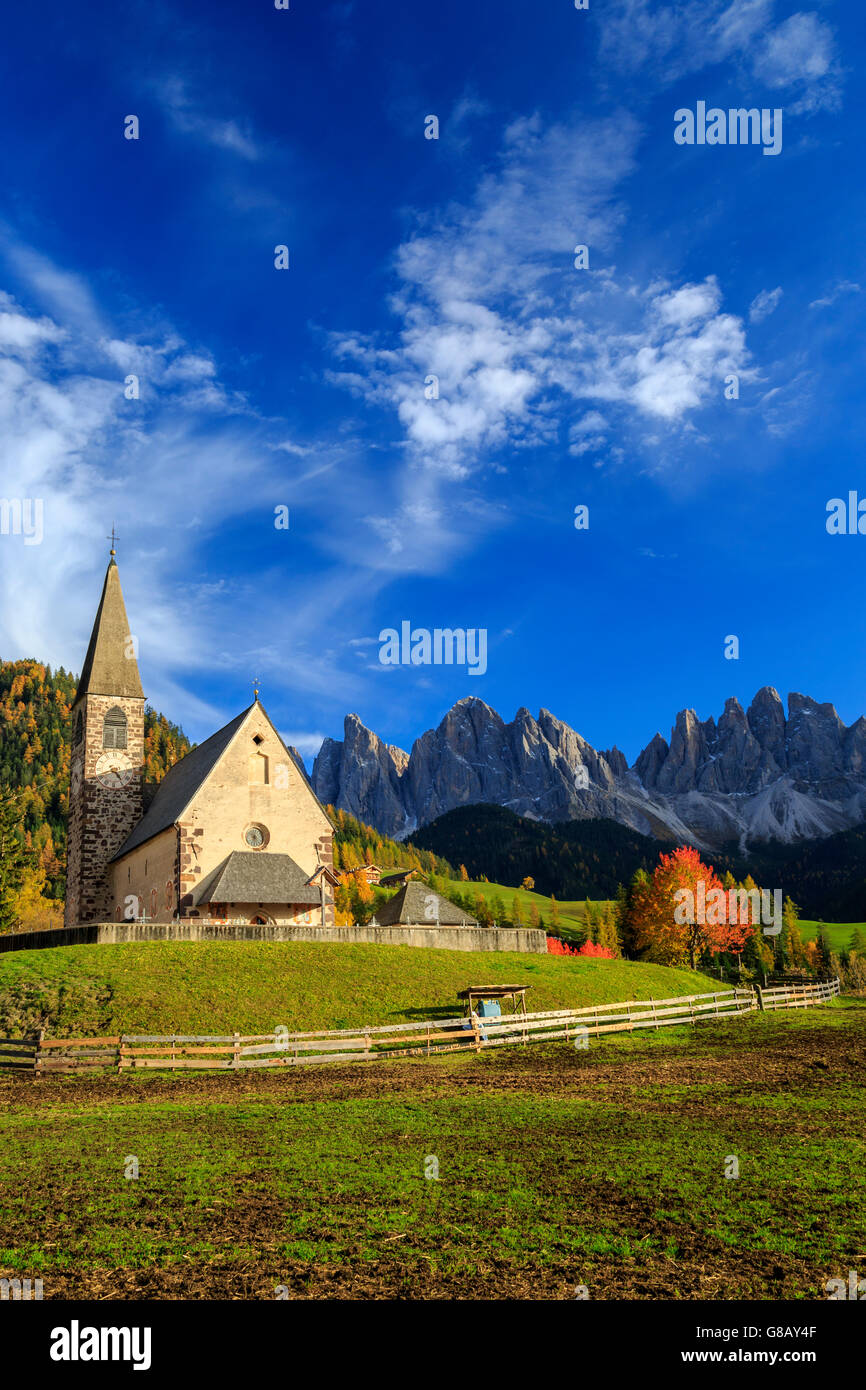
[[409, 804, 672, 900], [410, 803, 866, 921], [0, 658, 191, 907], [328, 806, 453, 878]]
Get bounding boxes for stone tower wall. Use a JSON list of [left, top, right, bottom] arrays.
[[65, 692, 145, 927]]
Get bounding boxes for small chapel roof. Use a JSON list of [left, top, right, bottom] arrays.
[[75, 558, 144, 702], [193, 851, 322, 906], [374, 879, 478, 928], [111, 706, 252, 860]]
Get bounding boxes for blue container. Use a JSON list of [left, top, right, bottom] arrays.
[[476, 1000, 502, 1019]]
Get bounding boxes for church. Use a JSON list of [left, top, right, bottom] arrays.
[[65, 548, 337, 930]]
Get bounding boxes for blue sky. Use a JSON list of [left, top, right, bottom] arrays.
[[0, 0, 863, 766]]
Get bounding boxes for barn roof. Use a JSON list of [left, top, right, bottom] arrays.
[[374, 879, 478, 927], [193, 851, 322, 906], [378, 868, 423, 888]]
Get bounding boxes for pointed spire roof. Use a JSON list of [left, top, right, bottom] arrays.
[[75, 557, 144, 702]]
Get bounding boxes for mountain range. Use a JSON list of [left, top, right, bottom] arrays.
[[310, 689, 866, 850]]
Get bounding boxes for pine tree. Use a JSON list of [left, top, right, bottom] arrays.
[[816, 927, 833, 975], [583, 900, 601, 944], [511, 893, 524, 928], [619, 869, 650, 958], [0, 788, 32, 933], [598, 901, 621, 956]]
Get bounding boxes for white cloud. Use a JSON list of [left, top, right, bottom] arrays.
[[808, 280, 861, 310], [0, 294, 66, 353], [0, 241, 506, 735], [329, 116, 752, 478], [599, 1, 842, 112], [280, 731, 327, 760], [752, 12, 841, 111], [749, 287, 783, 322], [599, 0, 773, 80], [156, 77, 261, 160]]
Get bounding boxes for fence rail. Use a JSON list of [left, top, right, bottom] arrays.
[[0, 980, 840, 1074], [757, 977, 841, 1011]]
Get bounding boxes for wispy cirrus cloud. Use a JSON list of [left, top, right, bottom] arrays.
[[0, 234, 500, 731], [156, 76, 261, 159], [749, 286, 783, 322], [598, 0, 843, 113], [327, 113, 752, 478], [809, 280, 860, 310]]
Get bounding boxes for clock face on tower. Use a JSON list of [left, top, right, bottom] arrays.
[[95, 751, 134, 789]]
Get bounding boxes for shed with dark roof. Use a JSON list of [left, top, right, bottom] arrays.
[[374, 880, 478, 928]]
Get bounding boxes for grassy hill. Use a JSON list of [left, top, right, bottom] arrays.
[[798, 919, 865, 951], [0, 941, 722, 1038], [440, 877, 593, 938]]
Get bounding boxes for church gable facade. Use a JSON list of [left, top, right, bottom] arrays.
[[110, 701, 335, 926], [66, 552, 336, 930]]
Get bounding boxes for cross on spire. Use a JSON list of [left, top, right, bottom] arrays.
[[107, 525, 119, 557]]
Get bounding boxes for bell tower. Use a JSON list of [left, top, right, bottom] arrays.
[[65, 539, 145, 927]]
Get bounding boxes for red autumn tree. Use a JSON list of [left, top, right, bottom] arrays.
[[547, 937, 578, 956], [631, 845, 753, 969], [577, 941, 616, 959], [546, 937, 615, 959]]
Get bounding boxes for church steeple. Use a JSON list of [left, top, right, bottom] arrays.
[[75, 553, 144, 701], [65, 546, 145, 928]]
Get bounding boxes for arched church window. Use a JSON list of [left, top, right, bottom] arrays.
[[103, 706, 128, 750], [73, 711, 83, 746]]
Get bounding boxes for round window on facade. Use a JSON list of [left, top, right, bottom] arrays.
[[244, 824, 269, 850]]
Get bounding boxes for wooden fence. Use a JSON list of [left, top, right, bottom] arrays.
[[0, 980, 839, 1075], [0, 1038, 38, 1071], [757, 977, 841, 1011]]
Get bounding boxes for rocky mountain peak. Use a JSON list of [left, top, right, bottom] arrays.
[[309, 690, 866, 848]]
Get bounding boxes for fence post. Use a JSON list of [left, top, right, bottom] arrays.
[[755, 985, 764, 1012], [651, 996, 658, 1031], [34, 1027, 45, 1074], [232, 1031, 240, 1069]]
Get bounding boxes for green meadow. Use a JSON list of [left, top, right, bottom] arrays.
[[0, 940, 721, 1039], [0, 999, 861, 1299]]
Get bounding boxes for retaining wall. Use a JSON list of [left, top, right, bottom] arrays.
[[0, 922, 548, 954]]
